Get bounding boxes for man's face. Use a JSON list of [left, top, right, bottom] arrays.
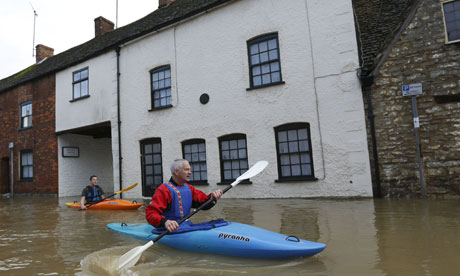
[[175, 161, 191, 184], [91, 177, 98, 186]]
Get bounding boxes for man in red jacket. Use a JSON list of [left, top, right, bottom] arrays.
[[146, 159, 223, 232]]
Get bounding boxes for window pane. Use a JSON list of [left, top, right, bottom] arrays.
[[198, 143, 205, 152], [238, 149, 246, 158], [271, 72, 280, 82], [298, 128, 308, 139], [154, 176, 162, 185], [288, 130, 298, 141], [269, 49, 278, 60], [250, 44, 259, 54], [74, 72, 81, 82], [153, 154, 161, 163], [146, 176, 154, 185], [261, 64, 270, 74], [192, 153, 198, 162], [229, 140, 237, 149], [281, 165, 291, 177], [232, 169, 240, 178], [74, 83, 81, 98], [240, 160, 248, 170], [165, 69, 171, 78], [199, 152, 206, 161], [201, 171, 207, 180], [300, 153, 311, 164], [291, 154, 300, 165], [262, 74, 271, 84], [260, 52, 269, 63], [268, 39, 277, 50], [221, 141, 229, 150], [252, 66, 261, 75], [81, 80, 88, 96], [28, 167, 33, 177], [200, 163, 207, 171], [231, 160, 240, 169], [154, 165, 162, 173], [280, 155, 290, 165], [230, 149, 238, 159], [299, 140, 309, 151], [251, 54, 260, 65], [191, 144, 198, 152], [222, 150, 230, 160], [270, 61, 280, 72], [301, 165, 312, 175], [278, 131, 287, 142], [223, 161, 231, 170], [184, 154, 191, 162], [289, 141, 299, 152], [292, 165, 301, 176], [184, 145, 191, 154], [144, 144, 152, 154], [153, 144, 161, 153], [145, 155, 153, 164], [279, 142, 288, 154], [81, 69, 88, 79], [253, 76, 262, 86], [224, 170, 232, 180], [259, 41, 268, 52], [152, 73, 159, 81], [145, 165, 153, 175]]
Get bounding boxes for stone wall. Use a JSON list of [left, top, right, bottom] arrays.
[[370, 0, 460, 197], [0, 75, 58, 194]]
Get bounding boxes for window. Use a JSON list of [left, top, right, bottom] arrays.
[[247, 33, 283, 88], [20, 102, 32, 128], [20, 150, 33, 180], [442, 1, 460, 43], [151, 66, 172, 109], [275, 123, 315, 181], [140, 138, 163, 197], [218, 134, 249, 183], [72, 67, 89, 100], [182, 139, 207, 184]]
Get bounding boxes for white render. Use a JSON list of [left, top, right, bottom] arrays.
[[55, 51, 118, 196], [118, 0, 373, 198], [54, 0, 373, 198]]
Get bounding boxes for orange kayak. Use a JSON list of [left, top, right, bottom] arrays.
[[65, 199, 143, 210]]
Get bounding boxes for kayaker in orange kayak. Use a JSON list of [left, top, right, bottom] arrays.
[[146, 159, 223, 232], [80, 175, 105, 210]]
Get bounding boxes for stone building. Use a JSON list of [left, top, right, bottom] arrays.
[[353, 0, 460, 197], [0, 45, 58, 195]]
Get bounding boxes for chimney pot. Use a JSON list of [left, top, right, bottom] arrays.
[[35, 44, 54, 63], [94, 16, 114, 37], [159, 0, 175, 8]]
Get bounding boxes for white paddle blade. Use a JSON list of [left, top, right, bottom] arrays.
[[231, 160, 268, 187], [118, 240, 153, 270]]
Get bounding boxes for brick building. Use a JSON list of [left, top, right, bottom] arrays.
[[353, 0, 460, 197], [0, 45, 58, 195]]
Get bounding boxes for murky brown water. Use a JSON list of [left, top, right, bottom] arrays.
[[0, 197, 459, 275]]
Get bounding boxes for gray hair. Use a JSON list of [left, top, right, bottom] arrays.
[[170, 159, 188, 175]]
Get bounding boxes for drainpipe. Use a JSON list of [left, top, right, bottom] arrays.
[[359, 73, 382, 198], [116, 46, 123, 198], [9, 142, 14, 197]]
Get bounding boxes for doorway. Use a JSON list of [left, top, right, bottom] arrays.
[[0, 157, 10, 194]]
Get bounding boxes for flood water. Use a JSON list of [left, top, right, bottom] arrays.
[[0, 197, 459, 276]]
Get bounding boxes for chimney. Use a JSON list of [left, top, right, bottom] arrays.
[[159, 0, 175, 8], [94, 16, 114, 37], [35, 44, 54, 63]]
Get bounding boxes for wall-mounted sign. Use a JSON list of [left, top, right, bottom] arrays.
[[62, 147, 79, 157], [402, 83, 423, 97]]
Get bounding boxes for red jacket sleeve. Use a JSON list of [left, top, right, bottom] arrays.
[[145, 185, 171, 227], [188, 184, 211, 204]]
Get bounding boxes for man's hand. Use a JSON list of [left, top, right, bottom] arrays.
[[211, 189, 223, 200], [165, 220, 179, 232]]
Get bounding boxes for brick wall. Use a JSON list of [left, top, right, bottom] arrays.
[[0, 74, 58, 194], [369, 0, 460, 197]]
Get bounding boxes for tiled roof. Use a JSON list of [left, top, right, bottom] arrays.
[[0, 0, 233, 93], [352, 0, 419, 76]]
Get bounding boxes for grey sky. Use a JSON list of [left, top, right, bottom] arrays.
[[0, 0, 159, 79]]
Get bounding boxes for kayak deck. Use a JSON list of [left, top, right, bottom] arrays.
[[107, 222, 325, 259], [66, 199, 142, 210]]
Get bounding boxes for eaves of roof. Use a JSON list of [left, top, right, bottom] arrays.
[[352, 0, 421, 77], [0, 0, 234, 94]]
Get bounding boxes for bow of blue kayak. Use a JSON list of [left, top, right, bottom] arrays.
[[107, 222, 325, 259]]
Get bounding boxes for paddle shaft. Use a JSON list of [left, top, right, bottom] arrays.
[[152, 184, 234, 243]]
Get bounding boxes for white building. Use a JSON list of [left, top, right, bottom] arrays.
[[55, 0, 372, 199]]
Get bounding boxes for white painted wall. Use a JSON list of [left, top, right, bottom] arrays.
[[118, 0, 373, 198], [58, 134, 113, 197], [55, 51, 119, 197], [55, 51, 117, 132]]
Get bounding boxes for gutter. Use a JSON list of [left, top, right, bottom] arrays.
[[116, 46, 123, 198]]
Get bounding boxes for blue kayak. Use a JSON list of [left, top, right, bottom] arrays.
[[107, 222, 326, 259]]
